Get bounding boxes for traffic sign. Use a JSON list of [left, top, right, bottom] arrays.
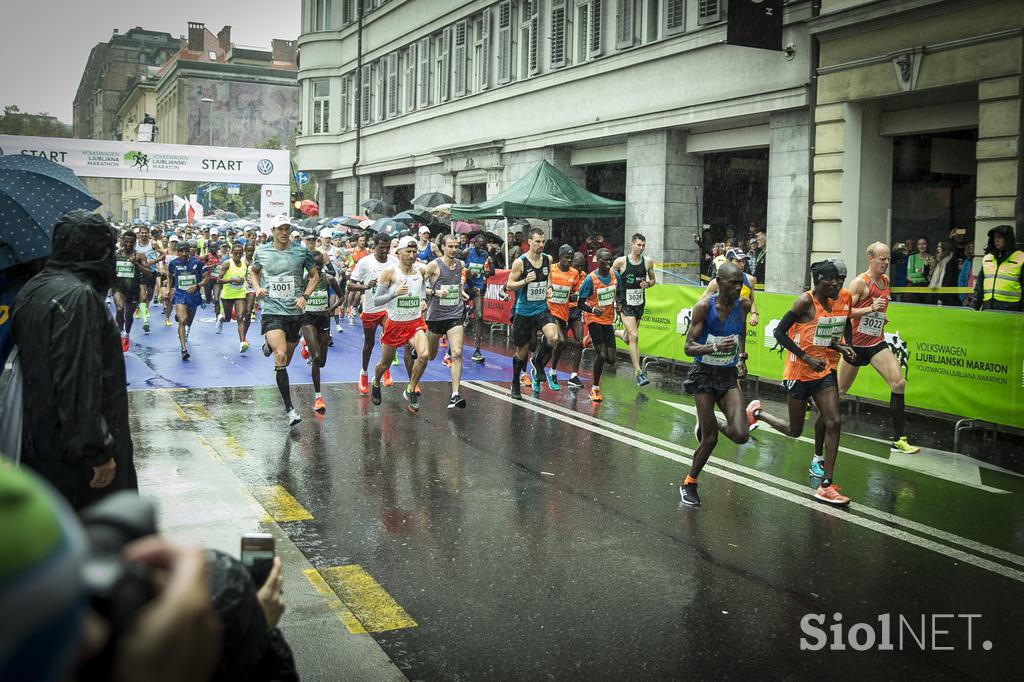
[[295, 171, 310, 186]]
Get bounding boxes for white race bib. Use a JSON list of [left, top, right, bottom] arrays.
[[526, 281, 547, 301], [305, 289, 329, 312], [177, 273, 196, 289], [857, 312, 885, 337], [438, 284, 461, 306], [468, 262, 484, 277], [396, 295, 421, 310], [267, 274, 295, 300], [702, 333, 738, 366], [626, 288, 644, 306], [115, 260, 135, 278], [597, 285, 617, 306], [549, 284, 571, 304], [813, 316, 846, 347]]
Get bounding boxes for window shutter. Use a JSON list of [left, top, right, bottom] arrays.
[[440, 27, 451, 101], [550, 0, 566, 69], [417, 36, 431, 107], [377, 58, 386, 119], [453, 20, 467, 97], [528, 1, 540, 75], [342, 0, 353, 25], [387, 52, 399, 117], [615, 0, 634, 49], [665, 0, 685, 35], [360, 63, 372, 124], [405, 44, 417, 111], [588, 0, 602, 58], [497, 1, 512, 84], [340, 74, 349, 129], [698, 0, 721, 25], [479, 8, 491, 90]]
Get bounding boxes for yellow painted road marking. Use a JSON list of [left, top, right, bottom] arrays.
[[185, 404, 212, 420], [219, 435, 248, 459], [172, 402, 190, 421], [303, 569, 369, 634], [196, 434, 221, 461], [252, 485, 313, 522], [316, 565, 417, 633]]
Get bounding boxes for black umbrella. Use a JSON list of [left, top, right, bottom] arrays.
[[369, 217, 401, 233], [360, 198, 390, 216], [392, 210, 433, 225], [0, 154, 100, 269], [466, 230, 504, 247], [411, 192, 454, 209]]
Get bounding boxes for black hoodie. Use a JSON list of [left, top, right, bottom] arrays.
[[11, 211, 137, 510]]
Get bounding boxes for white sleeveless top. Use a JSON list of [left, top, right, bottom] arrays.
[[386, 267, 425, 322]]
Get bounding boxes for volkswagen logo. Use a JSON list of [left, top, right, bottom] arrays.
[[257, 159, 274, 175]]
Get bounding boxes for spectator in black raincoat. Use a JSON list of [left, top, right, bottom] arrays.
[[11, 210, 137, 510]]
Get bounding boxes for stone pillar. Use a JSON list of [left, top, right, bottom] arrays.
[[766, 110, 812, 293], [975, 76, 1021, 251], [625, 130, 702, 273]]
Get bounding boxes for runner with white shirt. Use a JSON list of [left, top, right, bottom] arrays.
[[349, 236, 397, 395], [370, 236, 429, 412]]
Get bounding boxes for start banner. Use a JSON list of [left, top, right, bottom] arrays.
[[483, 269, 513, 324], [0, 134, 290, 186], [617, 284, 1024, 430]]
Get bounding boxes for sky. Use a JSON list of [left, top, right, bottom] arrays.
[[0, 0, 301, 123]]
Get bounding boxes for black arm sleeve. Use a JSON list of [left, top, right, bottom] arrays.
[[843, 319, 853, 347], [972, 270, 984, 310], [773, 310, 803, 358]]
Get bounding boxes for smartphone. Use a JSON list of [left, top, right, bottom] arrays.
[[240, 533, 275, 587]]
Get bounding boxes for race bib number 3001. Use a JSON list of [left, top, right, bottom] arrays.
[[267, 275, 295, 300]]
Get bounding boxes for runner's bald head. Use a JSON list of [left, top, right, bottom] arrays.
[[716, 262, 742, 283]]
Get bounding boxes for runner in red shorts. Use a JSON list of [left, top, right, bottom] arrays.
[[349, 236, 398, 394], [371, 236, 429, 412]]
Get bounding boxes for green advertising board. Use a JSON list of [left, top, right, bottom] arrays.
[[617, 284, 1024, 429]]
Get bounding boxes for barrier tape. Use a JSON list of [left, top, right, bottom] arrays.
[[657, 262, 700, 268]]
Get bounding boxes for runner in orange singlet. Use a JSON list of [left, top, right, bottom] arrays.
[[576, 249, 618, 402], [838, 242, 919, 454], [537, 244, 583, 390], [747, 261, 856, 506]]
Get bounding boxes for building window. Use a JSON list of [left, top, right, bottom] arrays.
[[518, 1, 536, 78], [497, 1, 513, 84], [340, 74, 350, 129], [474, 11, 491, 92], [313, 0, 332, 31], [404, 44, 417, 111], [697, 0, 721, 25], [589, 0, 603, 57], [550, 0, 568, 69], [417, 36, 431, 108], [342, 0, 355, 25], [377, 57, 387, 120], [615, 0, 636, 49], [453, 20, 468, 97], [360, 64, 372, 124], [576, 0, 602, 62], [386, 52, 399, 117], [312, 79, 330, 133], [436, 28, 451, 103]]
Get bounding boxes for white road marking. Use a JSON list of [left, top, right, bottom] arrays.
[[464, 380, 1024, 583]]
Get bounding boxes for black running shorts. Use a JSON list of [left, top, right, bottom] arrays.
[[587, 322, 615, 349], [426, 317, 464, 336], [262, 314, 303, 343], [849, 342, 888, 367], [782, 370, 837, 402], [511, 310, 554, 347], [301, 313, 331, 334], [684, 363, 739, 400], [620, 304, 645, 320]]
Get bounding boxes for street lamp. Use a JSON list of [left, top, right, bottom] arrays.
[[201, 97, 214, 146]]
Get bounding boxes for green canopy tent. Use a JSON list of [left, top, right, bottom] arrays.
[[451, 159, 624, 266]]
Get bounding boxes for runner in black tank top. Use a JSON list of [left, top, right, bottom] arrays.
[[613, 233, 656, 387]]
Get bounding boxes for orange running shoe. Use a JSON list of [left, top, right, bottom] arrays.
[[300, 339, 310, 360], [358, 373, 369, 395], [520, 373, 532, 387], [813, 484, 850, 506], [314, 396, 326, 413], [381, 369, 394, 387], [590, 386, 603, 402], [120, 336, 129, 352]]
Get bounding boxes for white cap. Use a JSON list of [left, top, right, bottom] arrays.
[[398, 235, 418, 250], [169, 235, 180, 243], [271, 214, 291, 229], [418, 225, 431, 234], [210, 228, 219, 235], [290, 230, 301, 238], [319, 227, 333, 238]]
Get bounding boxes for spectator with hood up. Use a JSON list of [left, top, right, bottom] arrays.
[[972, 224, 1024, 312]]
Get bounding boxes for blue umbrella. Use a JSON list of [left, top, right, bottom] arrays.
[[0, 154, 100, 269]]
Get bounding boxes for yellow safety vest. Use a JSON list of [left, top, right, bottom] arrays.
[[981, 250, 1024, 302]]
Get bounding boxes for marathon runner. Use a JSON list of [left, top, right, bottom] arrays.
[[679, 263, 751, 506], [539, 244, 582, 390], [167, 241, 209, 361], [344, 233, 369, 320], [612, 233, 656, 386], [506, 228, 562, 399], [242, 241, 258, 341], [836, 244, 918, 454], [300, 251, 344, 414], [462, 234, 495, 363], [134, 225, 163, 333], [217, 243, 250, 353], [160, 236, 179, 327], [423, 234, 470, 409], [554, 251, 590, 389], [370, 236, 428, 412], [576, 248, 619, 402], [416, 225, 439, 264], [349, 236, 397, 395], [112, 230, 149, 352], [747, 261, 856, 505], [250, 215, 319, 426]]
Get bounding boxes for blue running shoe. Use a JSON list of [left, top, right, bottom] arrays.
[[530, 362, 542, 393], [546, 370, 560, 391], [809, 457, 825, 478]]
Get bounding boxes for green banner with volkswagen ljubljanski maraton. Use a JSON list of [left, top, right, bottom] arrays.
[[616, 284, 1024, 429]]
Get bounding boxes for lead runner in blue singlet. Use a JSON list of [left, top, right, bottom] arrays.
[[678, 263, 752, 507]]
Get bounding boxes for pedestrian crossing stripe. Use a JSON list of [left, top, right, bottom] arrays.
[[303, 568, 370, 634], [308, 565, 418, 633], [252, 484, 314, 522]]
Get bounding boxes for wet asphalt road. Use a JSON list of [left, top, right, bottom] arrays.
[[125, 307, 1024, 679]]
